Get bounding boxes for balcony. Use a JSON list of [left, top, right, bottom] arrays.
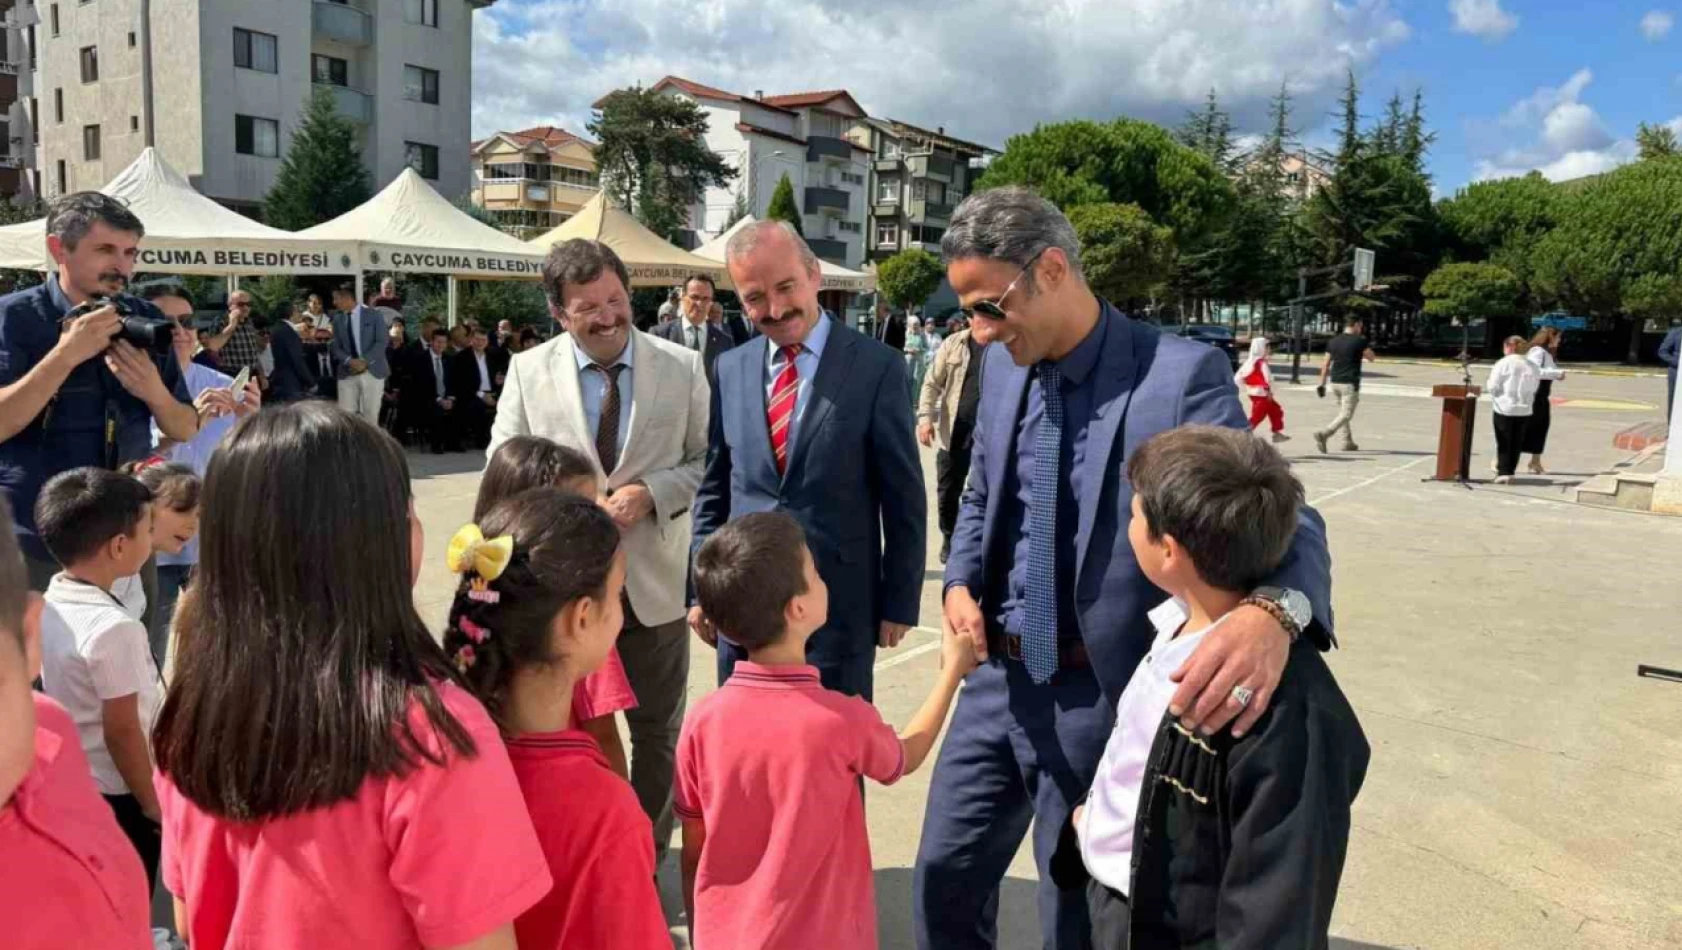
[[807, 134, 853, 163], [872, 200, 901, 219], [908, 152, 955, 182], [873, 155, 903, 173], [908, 199, 952, 224], [803, 186, 848, 216], [316, 82, 371, 124], [807, 237, 848, 264], [313, 1, 373, 47]]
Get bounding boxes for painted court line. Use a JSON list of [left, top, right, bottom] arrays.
[[1308, 455, 1435, 507], [875, 632, 943, 671]]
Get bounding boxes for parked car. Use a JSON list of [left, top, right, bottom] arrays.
[[1164, 323, 1241, 368]]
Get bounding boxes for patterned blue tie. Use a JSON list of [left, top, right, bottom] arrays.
[[1024, 362, 1063, 684]]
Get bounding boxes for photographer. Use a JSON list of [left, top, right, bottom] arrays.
[[0, 192, 209, 590]]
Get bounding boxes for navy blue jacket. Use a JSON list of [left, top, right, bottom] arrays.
[[692, 316, 926, 660]]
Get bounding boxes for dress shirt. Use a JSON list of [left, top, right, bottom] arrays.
[[350, 308, 363, 356], [1525, 346, 1565, 381], [763, 313, 834, 459], [431, 350, 448, 398], [1486, 353, 1540, 416], [575, 337, 634, 460], [684, 319, 706, 352], [474, 351, 492, 393], [992, 313, 1107, 637]]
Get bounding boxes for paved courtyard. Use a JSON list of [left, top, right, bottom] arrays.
[[408, 358, 1682, 950]]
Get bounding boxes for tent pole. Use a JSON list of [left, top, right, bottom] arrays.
[[354, 272, 365, 308], [226, 275, 239, 294], [447, 276, 458, 328]]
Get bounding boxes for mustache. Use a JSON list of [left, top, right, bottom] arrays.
[[758, 308, 804, 326], [100, 272, 129, 287]]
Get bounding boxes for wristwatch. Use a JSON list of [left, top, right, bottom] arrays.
[[1242, 586, 1312, 642]]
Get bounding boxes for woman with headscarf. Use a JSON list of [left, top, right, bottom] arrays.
[[1236, 336, 1289, 442], [1521, 326, 1566, 474], [903, 316, 932, 410]]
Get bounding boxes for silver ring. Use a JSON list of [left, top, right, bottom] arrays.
[[1231, 685, 1255, 708]]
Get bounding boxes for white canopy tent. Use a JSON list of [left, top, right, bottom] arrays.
[[693, 216, 878, 293], [527, 193, 731, 287], [0, 148, 358, 276]]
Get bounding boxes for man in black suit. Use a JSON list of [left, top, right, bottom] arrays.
[[653, 274, 734, 382], [303, 326, 338, 402], [264, 309, 319, 403], [420, 328, 459, 452], [449, 325, 508, 450]]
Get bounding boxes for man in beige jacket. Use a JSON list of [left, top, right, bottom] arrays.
[[490, 239, 710, 865], [916, 318, 984, 564]]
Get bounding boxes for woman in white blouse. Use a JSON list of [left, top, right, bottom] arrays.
[[1522, 327, 1566, 474]]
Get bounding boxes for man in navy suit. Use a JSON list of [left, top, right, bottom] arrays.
[[689, 221, 926, 700], [913, 188, 1335, 949], [1659, 322, 1680, 423], [652, 274, 734, 383]]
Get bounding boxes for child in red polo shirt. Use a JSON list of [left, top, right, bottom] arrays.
[[678, 512, 979, 950], [478, 435, 638, 778], [0, 500, 151, 949], [443, 486, 670, 950]]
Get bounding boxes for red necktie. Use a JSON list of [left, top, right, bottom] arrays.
[[767, 345, 801, 474]]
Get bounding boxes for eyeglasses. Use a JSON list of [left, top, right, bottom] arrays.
[[959, 248, 1046, 322]]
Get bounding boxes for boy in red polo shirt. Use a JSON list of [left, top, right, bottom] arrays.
[[0, 500, 151, 949], [678, 512, 978, 950]]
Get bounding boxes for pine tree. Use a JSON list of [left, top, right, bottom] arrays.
[[765, 174, 803, 237], [723, 192, 750, 230], [1402, 89, 1435, 174], [263, 86, 374, 230], [590, 86, 737, 242], [1373, 92, 1406, 156], [1178, 89, 1234, 171], [1333, 69, 1363, 169]]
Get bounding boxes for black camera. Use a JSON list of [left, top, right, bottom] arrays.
[[65, 295, 174, 354]]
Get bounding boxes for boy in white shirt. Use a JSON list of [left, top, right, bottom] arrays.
[[1051, 425, 1368, 949], [34, 467, 163, 889], [1486, 335, 1541, 484]]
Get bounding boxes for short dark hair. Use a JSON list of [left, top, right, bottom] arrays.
[[46, 192, 145, 251], [694, 512, 810, 651], [334, 284, 356, 300], [475, 436, 597, 522], [140, 282, 193, 309], [444, 488, 621, 732], [431, 328, 449, 341], [684, 274, 716, 295], [542, 239, 631, 312], [34, 467, 153, 567], [519, 327, 540, 345], [1127, 426, 1303, 592], [153, 403, 476, 820], [130, 461, 201, 513], [0, 499, 27, 646]]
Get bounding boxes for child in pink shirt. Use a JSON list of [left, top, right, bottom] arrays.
[[677, 512, 979, 950], [0, 500, 151, 950], [443, 486, 670, 950], [152, 403, 552, 949], [477, 435, 637, 777]]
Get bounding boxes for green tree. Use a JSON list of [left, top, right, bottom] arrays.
[[876, 248, 945, 311], [765, 174, 803, 237], [1067, 202, 1175, 308], [263, 86, 374, 230], [1623, 273, 1682, 326], [1437, 172, 1561, 309], [589, 86, 736, 242], [723, 192, 751, 230], [244, 274, 302, 321], [1636, 122, 1679, 161], [1422, 262, 1520, 321], [1177, 89, 1235, 172]]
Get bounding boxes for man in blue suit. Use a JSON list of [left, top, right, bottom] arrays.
[[329, 284, 391, 429], [690, 221, 926, 700], [1659, 322, 1680, 423], [913, 188, 1335, 949]]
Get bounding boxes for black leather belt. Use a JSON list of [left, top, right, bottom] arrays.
[[987, 631, 1091, 670]]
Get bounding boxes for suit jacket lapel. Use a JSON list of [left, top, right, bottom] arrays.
[[742, 335, 779, 483], [549, 336, 596, 467], [616, 332, 663, 478], [984, 351, 1028, 555], [1074, 306, 1138, 578], [784, 320, 857, 482]]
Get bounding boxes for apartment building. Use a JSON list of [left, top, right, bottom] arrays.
[[1, 0, 35, 201], [469, 124, 598, 240], [645, 77, 871, 269], [846, 117, 994, 267], [30, 0, 490, 214]]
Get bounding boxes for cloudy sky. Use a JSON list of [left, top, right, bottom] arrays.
[[471, 0, 1682, 194]]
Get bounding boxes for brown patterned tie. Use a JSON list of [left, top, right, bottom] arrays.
[[591, 363, 625, 473]]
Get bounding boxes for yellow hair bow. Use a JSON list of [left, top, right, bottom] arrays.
[[446, 524, 514, 581]]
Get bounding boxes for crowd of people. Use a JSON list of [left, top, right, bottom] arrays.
[[2, 188, 1376, 950]]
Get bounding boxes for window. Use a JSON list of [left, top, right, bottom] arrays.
[[403, 65, 439, 104], [875, 222, 898, 247], [55, 159, 65, 194], [49, 4, 58, 36], [128, 31, 135, 48], [553, 165, 597, 188], [403, 0, 438, 27], [405, 141, 439, 179], [234, 28, 278, 73], [235, 114, 279, 158], [841, 171, 864, 186], [876, 176, 898, 203], [838, 220, 861, 234], [81, 124, 99, 160], [311, 54, 348, 87], [79, 45, 97, 83], [129, 115, 138, 132], [53, 87, 62, 123]]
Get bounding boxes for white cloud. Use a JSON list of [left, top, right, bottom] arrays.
[[470, 0, 1411, 153], [1450, 0, 1519, 41], [1472, 70, 1643, 183], [1641, 9, 1675, 39]]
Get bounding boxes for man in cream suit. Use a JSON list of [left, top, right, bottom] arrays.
[[489, 239, 709, 865]]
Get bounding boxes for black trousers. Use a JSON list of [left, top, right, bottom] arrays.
[[1493, 412, 1527, 477], [1521, 380, 1553, 454], [427, 401, 462, 452], [1086, 878, 1131, 949], [104, 793, 161, 893], [936, 422, 976, 540]]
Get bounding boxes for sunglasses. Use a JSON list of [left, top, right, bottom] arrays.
[[960, 248, 1046, 321]]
